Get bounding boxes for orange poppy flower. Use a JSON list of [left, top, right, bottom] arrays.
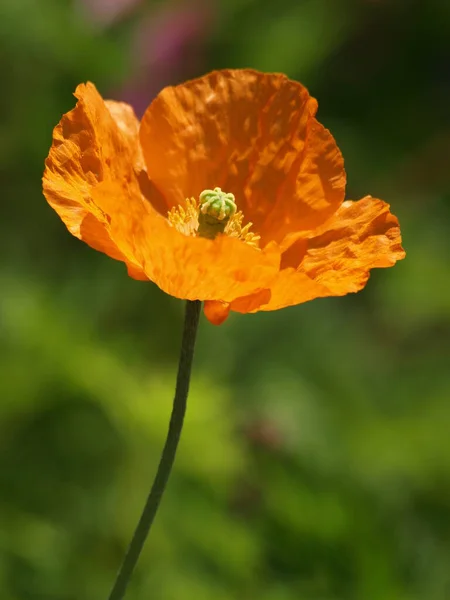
[[43, 69, 405, 325]]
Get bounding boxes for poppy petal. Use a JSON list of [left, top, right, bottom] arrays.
[[203, 301, 230, 325], [204, 288, 272, 324], [299, 196, 405, 293], [261, 119, 346, 243], [43, 82, 150, 279], [91, 180, 281, 300], [230, 288, 272, 314], [131, 215, 281, 302], [140, 69, 343, 244], [105, 99, 140, 142], [260, 268, 330, 311], [261, 196, 405, 311]]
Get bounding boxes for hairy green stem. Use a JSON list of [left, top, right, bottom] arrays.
[[108, 300, 202, 600]]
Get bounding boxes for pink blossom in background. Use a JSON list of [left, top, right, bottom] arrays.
[[79, 0, 143, 26], [118, 1, 215, 117]]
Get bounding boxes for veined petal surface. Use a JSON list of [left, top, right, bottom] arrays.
[[140, 69, 345, 245]]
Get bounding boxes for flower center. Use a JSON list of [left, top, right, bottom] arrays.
[[167, 187, 260, 247], [198, 187, 237, 239]]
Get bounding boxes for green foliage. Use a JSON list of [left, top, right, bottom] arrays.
[[1, 0, 449, 598]]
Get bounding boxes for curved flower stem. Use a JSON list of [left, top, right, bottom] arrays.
[[108, 300, 202, 600]]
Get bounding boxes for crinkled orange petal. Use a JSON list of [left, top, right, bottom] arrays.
[[203, 301, 230, 325], [259, 269, 331, 311], [261, 119, 346, 243], [129, 213, 281, 301], [43, 82, 149, 280], [230, 288, 272, 314], [140, 69, 345, 245], [91, 178, 281, 300], [204, 288, 272, 325], [261, 196, 405, 311], [104, 100, 142, 159], [299, 196, 405, 293]]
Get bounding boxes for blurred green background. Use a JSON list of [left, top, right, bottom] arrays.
[[1, 0, 450, 598]]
